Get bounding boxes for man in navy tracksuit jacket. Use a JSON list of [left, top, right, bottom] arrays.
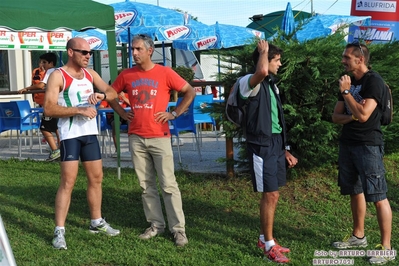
[[238, 40, 298, 264]]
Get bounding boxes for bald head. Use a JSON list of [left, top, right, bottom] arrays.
[[66, 37, 90, 51]]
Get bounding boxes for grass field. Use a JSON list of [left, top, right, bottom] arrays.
[[0, 156, 398, 265]]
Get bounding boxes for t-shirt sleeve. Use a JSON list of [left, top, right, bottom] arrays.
[[111, 72, 125, 94], [362, 75, 384, 105], [41, 68, 56, 84], [239, 74, 260, 99], [166, 67, 187, 92]]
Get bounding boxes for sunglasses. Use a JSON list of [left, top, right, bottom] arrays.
[[351, 41, 364, 56], [137, 34, 151, 39], [71, 48, 93, 56]]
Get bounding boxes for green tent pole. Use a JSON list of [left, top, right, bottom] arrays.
[[106, 30, 121, 179]]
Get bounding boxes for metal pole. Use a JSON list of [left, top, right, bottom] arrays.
[[311, 0, 314, 16]]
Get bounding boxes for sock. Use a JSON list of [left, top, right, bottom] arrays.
[[54, 226, 65, 234], [91, 218, 103, 227], [259, 234, 265, 243], [353, 234, 365, 239], [265, 239, 276, 251]]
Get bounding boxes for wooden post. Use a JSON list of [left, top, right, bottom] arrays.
[[226, 137, 234, 178]]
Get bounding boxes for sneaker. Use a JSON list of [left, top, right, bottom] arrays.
[[257, 238, 290, 253], [139, 225, 165, 240], [369, 244, 396, 265], [265, 245, 290, 263], [332, 234, 368, 249], [46, 149, 60, 162], [174, 231, 188, 247], [52, 229, 67, 250], [89, 218, 120, 236]]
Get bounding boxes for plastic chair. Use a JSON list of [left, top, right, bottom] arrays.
[[97, 111, 113, 157], [0, 100, 41, 157], [193, 95, 218, 144], [169, 98, 202, 164]]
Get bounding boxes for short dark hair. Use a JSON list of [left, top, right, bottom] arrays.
[[252, 43, 283, 66], [39, 52, 57, 66]]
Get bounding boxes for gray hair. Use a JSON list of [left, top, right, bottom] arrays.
[[132, 34, 155, 52]]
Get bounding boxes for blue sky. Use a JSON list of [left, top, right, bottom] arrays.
[[94, 0, 353, 27]]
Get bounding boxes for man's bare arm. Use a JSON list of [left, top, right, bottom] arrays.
[[43, 70, 96, 119]]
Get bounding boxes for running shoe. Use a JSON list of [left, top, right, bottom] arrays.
[[89, 218, 120, 236], [257, 238, 290, 253], [52, 229, 67, 250], [46, 149, 60, 162], [369, 244, 395, 265], [264, 245, 290, 263], [332, 234, 368, 249]]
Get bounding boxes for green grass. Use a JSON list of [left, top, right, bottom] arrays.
[[0, 157, 398, 266]]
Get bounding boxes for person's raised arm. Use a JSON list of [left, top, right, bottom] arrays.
[[338, 75, 377, 123], [249, 40, 269, 88]]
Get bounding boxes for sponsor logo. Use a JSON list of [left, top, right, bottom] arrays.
[[162, 26, 191, 40], [353, 26, 394, 42], [195, 36, 218, 50], [5, 109, 14, 117], [252, 30, 263, 38], [83, 37, 103, 50], [114, 11, 137, 28], [356, 0, 396, 13]]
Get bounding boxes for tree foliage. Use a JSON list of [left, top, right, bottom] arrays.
[[218, 31, 399, 170]]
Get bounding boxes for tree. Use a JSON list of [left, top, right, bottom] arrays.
[[219, 30, 399, 171]]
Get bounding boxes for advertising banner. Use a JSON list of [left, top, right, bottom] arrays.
[[0, 28, 108, 51], [349, 0, 398, 43]]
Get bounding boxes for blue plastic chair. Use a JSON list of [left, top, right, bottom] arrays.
[[0, 100, 41, 157], [97, 110, 113, 157], [193, 95, 218, 143], [169, 98, 201, 163]]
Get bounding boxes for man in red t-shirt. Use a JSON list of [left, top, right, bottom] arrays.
[[112, 34, 195, 247]]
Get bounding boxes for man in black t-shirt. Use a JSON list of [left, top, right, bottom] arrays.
[[331, 42, 394, 264]]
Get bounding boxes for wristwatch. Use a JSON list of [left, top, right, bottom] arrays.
[[171, 111, 178, 119], [341, 89, 350, 95]]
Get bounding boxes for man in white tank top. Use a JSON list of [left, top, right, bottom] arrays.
[[44, 37, 133, 250]]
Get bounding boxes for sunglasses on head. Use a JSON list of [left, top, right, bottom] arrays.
[[71, 48, 93, 56], [137, 34, 151, 39], [351, 41, 364, 56]]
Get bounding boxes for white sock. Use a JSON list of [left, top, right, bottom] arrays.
[[265, 239, 276, 251], [54, 226, 65, 233], [259, 234, 265, 242], [91, 218, 103, 227]]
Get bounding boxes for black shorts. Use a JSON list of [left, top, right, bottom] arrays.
[[40, 116, 58, 133], [247, 134, 287, 192], [60, 135, 101, 162]]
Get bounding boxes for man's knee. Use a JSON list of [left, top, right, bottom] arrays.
[[262, 191, 279, 202]]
